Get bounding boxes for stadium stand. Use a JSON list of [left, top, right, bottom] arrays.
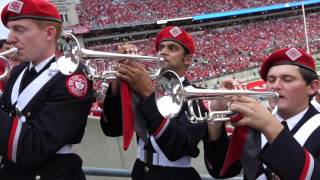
[[75, 0, 297, 26], [62, 0, 320, 117], [84, 13, 320, 82]]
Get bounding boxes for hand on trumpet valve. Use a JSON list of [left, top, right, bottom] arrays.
[[225, 101, 243, 122], [227, 112, 243, 122], [114, 60, 154, 99], [227, 95, 278, 133]]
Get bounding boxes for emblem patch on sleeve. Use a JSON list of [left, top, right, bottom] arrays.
[[66, 74, 88, 98]]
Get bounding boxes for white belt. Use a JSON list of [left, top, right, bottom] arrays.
[[137, 147, 191, 168], [56, 144, 73, 154]]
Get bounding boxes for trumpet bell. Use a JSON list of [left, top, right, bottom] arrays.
[[56, 33, 81, 75], [155, 70, 184, 118], [0, 47, 18, 80], [56, 56, 79, 75]]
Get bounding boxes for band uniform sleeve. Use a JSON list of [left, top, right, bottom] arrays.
[[260, 128, 320, 179], [203, 126, 242, 178], [0, 109, 16, 158], [138, 92, 208, 161], [100, 84, 123, 137], [138, 92, 164, 132], [0, 66, 94, 168]]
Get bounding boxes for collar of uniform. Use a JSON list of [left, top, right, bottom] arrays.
[[275, 107, 309, 131], [311, 97, 320, 112], [29, 54, 55, 73]]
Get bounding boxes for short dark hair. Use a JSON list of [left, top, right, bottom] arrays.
[[299, 67, 318, 85], [298, 67, 318, 99]]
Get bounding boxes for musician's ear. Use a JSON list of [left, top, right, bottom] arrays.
[[308, 79, 320, 96], [46, 25, 57, 41], [183, 54, 192, 68]]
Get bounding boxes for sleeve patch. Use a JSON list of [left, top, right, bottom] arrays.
[[66, 73, 88, 98]]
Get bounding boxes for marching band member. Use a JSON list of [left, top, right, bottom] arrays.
[[100, 26, 207, 180], [204, 47, 320, 179], [0, 0, 94, 179]]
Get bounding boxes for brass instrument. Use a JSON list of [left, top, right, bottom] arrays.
[[56, 33, 164, 80], [155, 70, 279, 123], [0, 47, 18, 80]]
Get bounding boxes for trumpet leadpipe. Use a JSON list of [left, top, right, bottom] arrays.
[[183, 87, 278, 100], [80, 48, 163, 62], [56, 33, 163, 78], [0, 47, 18, 57]]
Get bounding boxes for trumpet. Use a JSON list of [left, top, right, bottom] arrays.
[[0, 47, 18, 80], [155, 70, 279, 123], [56, 33, 164, 80]]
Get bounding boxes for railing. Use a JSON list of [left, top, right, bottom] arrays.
[[83, 167, 243, 180], [84, 167, 130, 177]]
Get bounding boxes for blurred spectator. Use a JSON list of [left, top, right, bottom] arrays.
[[90, 90, 105, 117]]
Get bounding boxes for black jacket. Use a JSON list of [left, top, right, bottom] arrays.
[[101, 79, 208, 180], [0, 60, 94, 180], [204, 105, 320, 180]]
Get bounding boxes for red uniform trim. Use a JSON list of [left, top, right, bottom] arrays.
[[7, 116, 19, 160], [153, 118, 168, 136], [299, 150, 310, 180]]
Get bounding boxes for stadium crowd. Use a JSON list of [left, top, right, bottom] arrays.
[[71, 1, 320, 116], [76, 0, 296, 27], [86, 13, 320, 82]]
